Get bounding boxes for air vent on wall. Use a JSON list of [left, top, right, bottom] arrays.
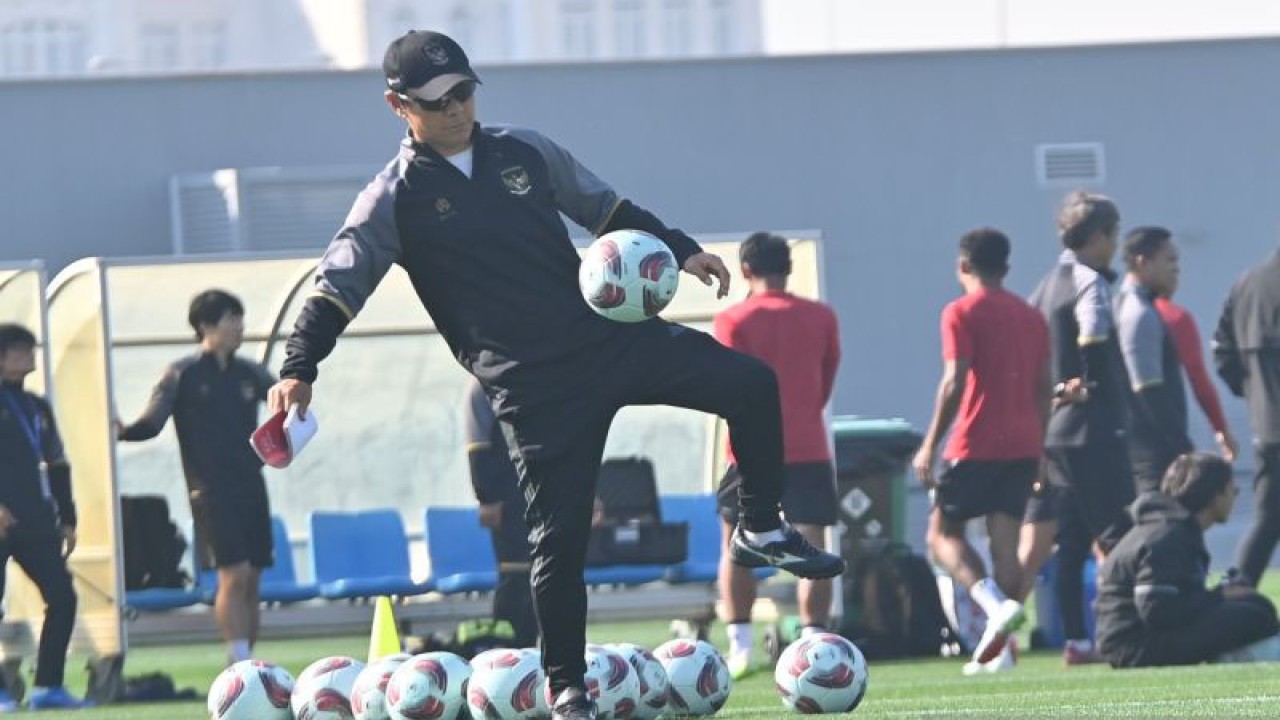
[[1035, 142, 1105, 187]]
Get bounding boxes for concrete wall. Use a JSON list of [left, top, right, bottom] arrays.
[[3, 37, 1279, 448]]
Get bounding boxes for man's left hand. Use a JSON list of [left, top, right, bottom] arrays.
[[682, 253, 731, 299], [60, 526, 77, 558]]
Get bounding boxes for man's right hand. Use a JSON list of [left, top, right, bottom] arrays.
[[912, 447, 938, 489], [269, 378, 313, 418], [478, 503, 503, 530]]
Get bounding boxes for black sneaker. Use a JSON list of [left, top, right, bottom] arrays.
[[551, 687, 598, 720], [730, 524, 845, 579]]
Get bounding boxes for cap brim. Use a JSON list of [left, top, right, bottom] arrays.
[[413, 72, 480, 101]]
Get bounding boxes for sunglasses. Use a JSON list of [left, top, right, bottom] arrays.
[[401, 81, 476, 112]]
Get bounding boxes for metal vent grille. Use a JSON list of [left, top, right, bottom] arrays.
[[1035, 143, 1105, 187], [169, 166, 375, 254]]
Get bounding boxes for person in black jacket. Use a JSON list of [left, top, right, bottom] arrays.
[[462, 377, 537, 647], [1215, 249, 1280, 587], [115, 290, 276, 668], [1096, 453, 1279, 667], [0, 324, 90, 710], [267, 30, 843, 720]]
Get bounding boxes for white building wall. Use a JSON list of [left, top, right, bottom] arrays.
[[0, 0, 762, 77]]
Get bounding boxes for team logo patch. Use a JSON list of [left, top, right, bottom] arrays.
[[501, 166, 532, 196]]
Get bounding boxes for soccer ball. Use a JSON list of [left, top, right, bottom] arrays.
[[352, 655, 410, 720], [579, 229, 679, 323], [467, 648, 545, 720], [292, 656, 366, 719], [207, 659, 294, 720], [608, 643, 669, 720], [774, 633, 869, 714], [584, 644, 640, 720], [386, 652, 471, 720], [653, 639, 730, 717]]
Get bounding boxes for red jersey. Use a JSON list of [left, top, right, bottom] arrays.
[[941, 287, 1049, 461], [1155, 298, 1228, 434], [714, 289, 840, 464]]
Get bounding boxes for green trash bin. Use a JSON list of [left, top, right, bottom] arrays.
[[764, 416, 921, 661], [831, 416, 921, 548]]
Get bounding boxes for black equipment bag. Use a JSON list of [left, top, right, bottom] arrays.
[[585, 457, 688, 567], [120, 495, 189, 591], [839, 541, 963, 659]]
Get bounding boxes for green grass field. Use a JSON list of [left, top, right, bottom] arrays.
[[22, 612, 1280, 720]]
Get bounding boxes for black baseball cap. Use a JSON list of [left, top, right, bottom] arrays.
[[383, 30, 481, 100]]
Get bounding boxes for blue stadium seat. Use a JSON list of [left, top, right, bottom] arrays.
[[195, 516, 319, 605], [124, 586, 204, 613], [261, 516, 320, 603], [424, 507, 498, 594], [309, 510, 432, 600], [659, 494, 774, 583], [125, 528, 207, 612], [584, 564, 667, 586]]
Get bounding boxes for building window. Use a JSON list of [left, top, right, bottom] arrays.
[[662, 0, 692, 55], [710, 0, 734, 53], [190, 21, 226, 69], [140, 23, 180, 70], [561, 1, 596, 59], [613, 0, 645, 56], [0, 19, 87, 76]]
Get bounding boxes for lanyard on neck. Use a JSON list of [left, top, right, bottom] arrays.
[[1, 387, 42, 460]]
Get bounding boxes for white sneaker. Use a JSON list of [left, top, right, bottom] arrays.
[[972, 599, 1026, 665], [963, 638, 1018, 675], [727, 648, 754, 680]]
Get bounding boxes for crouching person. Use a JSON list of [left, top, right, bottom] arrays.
[[1097, 453, 1280, 667]]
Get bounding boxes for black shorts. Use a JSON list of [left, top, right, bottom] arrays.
[[1023, 478, 1060, 525], [717, 462, 838, 527], [932, 459, 1036, 522], [191, 482, 274, 569], [1043, 442, 1134, 552]]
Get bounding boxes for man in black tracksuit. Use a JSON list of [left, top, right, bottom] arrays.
[[116, 290, 276, 667], [463, 377, 537, 647], [0, 324, 88, 710], [1215, 249, 1280, 587], [1026, 191, 1135, 662], [1097, 453, 1279, 667], [268, 31, 843, 720]]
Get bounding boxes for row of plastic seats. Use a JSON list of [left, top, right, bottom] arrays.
[[125, 495, 764, 613], [426, 494, 774, 594]]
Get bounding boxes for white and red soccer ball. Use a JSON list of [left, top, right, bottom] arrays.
[[386, 652, 471, 720], [207, 659, 295, 720], [579, 229, 680, 323], [773, 633, 869, 714], [466, 648, 546, 720], [582, 644, 641, 720], [607, 643, 669, 720], [653, 639, 730, 717], [351, 654, 411, 720], [292, 655, 366, 720]]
